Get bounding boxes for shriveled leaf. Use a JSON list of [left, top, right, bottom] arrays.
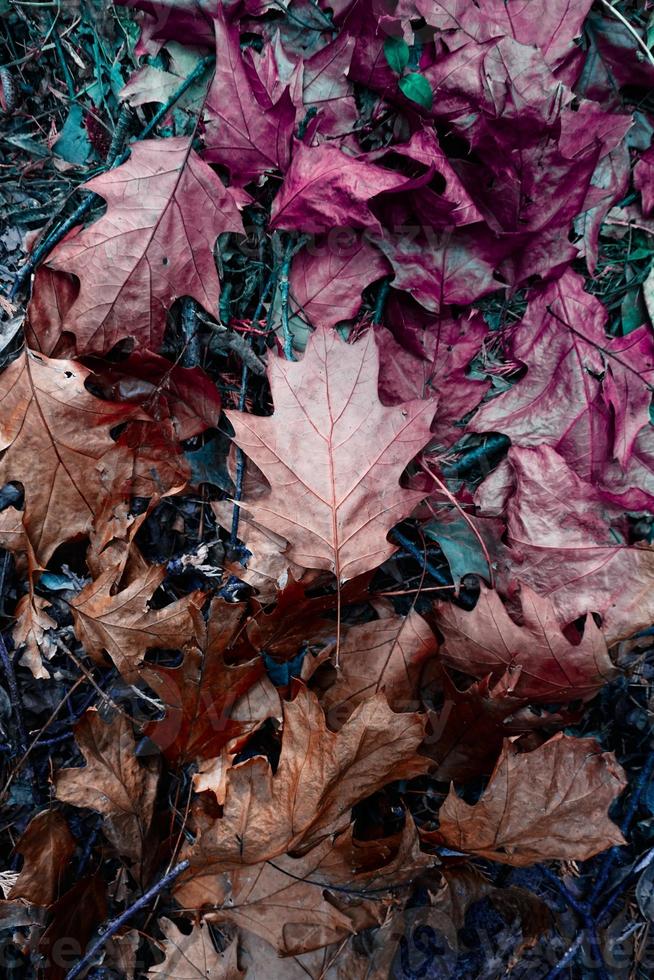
[[71, 562, 202, 678], [9, 811, 75, 907], [48, 138, 246, 354], [434, 582, 614, 701], [321, 605, 437, 726], [177, 686, 429, 870], [0, 350, 137, 565], [227, 326, 434, 581], [142, 598, 278, 763], [431, 733, 626, 866], [149, 918, 242, 978], [55, 710, 159, 866]]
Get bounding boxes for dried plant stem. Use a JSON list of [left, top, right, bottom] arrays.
[[64, 859, 190, 980]]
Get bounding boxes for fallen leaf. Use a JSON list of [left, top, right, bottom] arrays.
[[321, 604, 437, 726], [149, 918, 242, 978], [55, 710, 159, 867], [431, 733, 626, 866], [227, 326, 434, 581], [434, 582, 615, 701], [176, 685, 429, 870], [0, 350, 138, 565], [71, 562, 202, 678], [48, 138, 246, 354], [142, 598, 278, 763], [9, 811, 75, 907]]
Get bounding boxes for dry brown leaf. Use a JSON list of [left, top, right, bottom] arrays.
[[434, 582, 614, 701], [9, 810, 75, 907], [431, 733, 626, 866], [55, 710, 159, 866], [179, 686, 429, 869], [227, 326, 434, 582], [0, 350, 139, 565], [149, 918, 242, 978], [71, 562, 202, 677], [321, 604, 437, 727], [142, 598, 279, 764]]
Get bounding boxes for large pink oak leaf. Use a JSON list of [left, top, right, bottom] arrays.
[[47, 138, 246, 355], [226, 326, 435, 581]]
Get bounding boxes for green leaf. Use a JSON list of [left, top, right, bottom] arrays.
[[383, 36, 410, 75], [399, 72, 433, 110]]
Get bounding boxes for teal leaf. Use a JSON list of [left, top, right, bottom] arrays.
[[398, 72, 433, 110], [383, 36, 410, 75]]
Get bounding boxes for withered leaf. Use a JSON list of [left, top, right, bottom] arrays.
[[71, 562, 202, 678], [55, 710, 159, 866], [434, 582, 614, 702], [149, 918, 242, 979], [176, 686, 429, 878], [321, 605, 437, 727], [431, 733, 626, 866], [0, 350, 137, 565], [9, 810, 75, 907], [48, 138, 246, 354], [143, 598, 279, 763]]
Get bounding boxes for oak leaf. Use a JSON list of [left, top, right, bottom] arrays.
[[227, 326, 434, 581], [142, 598, 279, 763], [434, 582, 614, 702], [48, 137, 246, 354], [0, 350, 137, 565], [432, 733, 626, 866], [176, 686, 428, 878], [55, 710, 159, 866], [149, 918, 242, 979], [177, 819, 429, 956], [71, 562, 201, 678], [321, 605, 437, 726], [495, 446, 654, 643]]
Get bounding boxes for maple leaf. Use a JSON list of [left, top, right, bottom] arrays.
[[176, 685, 428, 871], [9, 811, 75, 907], [430, 733, 626, 866], [24, 264, 77, 356], [269, 142, 410, 234], [71, 562, 202, 678], [491, 446, 654, 643], [142, 598, 279, 763], [149, 918, 242, 979], [434, 582, 615, 702], [203, 5, 295, 184], [47, 137, 246, 354], [227, 326, 434, 581], [0, 350, 138, 565], [289, 235, 390, 330], [55, 709, 159, 866], [321, 605, 437, 726]]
